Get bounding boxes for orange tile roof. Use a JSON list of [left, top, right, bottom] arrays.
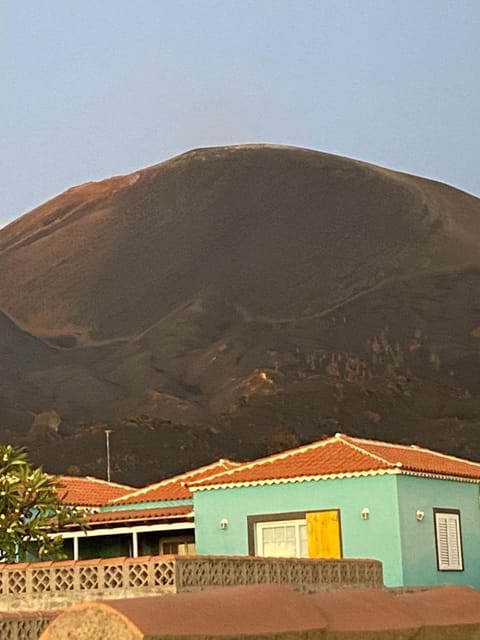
[[190, 434, 480, 489], [345, 436, 480, 479], [112, 459, 239, 505], [57, 476, 134, 506], [86, 505, 193, 526]]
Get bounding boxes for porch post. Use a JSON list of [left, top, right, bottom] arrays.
[[132, 531, 139, 558], [73, 536, 79, 561]]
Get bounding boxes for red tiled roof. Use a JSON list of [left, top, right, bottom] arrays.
[[57, 476, 134, 506], [190, 434, 480, 488], [112, 459, 239, 505], [86, 505, 193, 526]]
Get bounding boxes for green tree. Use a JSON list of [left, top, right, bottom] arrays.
[[0, 444, 85, 563]]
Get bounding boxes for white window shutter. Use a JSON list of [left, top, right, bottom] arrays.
[[435, 512, 463, 571], [436, 516, 450, 568]]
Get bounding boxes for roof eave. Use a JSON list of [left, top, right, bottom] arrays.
[[400, 470, 480, 483], [76, 511, 194, 530], [191, 467, 402, 491], [192, 467, 480, 491]]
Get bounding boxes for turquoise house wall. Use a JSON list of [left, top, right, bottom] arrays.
[[193, 474, 404, 586], [396, 475, 480, 589]]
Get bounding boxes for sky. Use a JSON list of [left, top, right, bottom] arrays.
[[1, 0, 479, 228]]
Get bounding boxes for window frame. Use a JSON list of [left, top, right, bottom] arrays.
[[433, 508, 464, 572], [255, 518, 308, 558]]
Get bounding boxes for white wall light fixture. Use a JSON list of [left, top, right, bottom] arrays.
[[220, 518, 229, 530], [416, 510, 425, 521], [361, 507, 370, 520]]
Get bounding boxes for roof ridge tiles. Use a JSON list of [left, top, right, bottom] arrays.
[[188, 435, 344, 488], [111, 458, 239, 504], [58, 475, 134, 489], [337, 434, 398, 467]]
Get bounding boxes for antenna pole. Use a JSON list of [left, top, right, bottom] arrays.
[[105, 429, 112, 482]]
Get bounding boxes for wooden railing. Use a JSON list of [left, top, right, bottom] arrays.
[[0, 555, 383, 612]]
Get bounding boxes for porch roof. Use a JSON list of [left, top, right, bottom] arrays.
[[85, 505, 193, 526]]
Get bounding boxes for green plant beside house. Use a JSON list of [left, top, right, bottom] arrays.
[[0, 443, 85, 563]]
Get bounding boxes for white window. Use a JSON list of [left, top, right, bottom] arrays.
[[255, 519, 307, 558], [434, 510, 463, 571]]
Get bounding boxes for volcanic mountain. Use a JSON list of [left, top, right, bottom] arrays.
[[1, 145, 480, 484]]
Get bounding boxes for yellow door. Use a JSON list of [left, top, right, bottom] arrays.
[[306, 510, 342, 558]]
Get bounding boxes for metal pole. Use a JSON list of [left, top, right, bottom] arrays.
[[105, 429, 112, 482]]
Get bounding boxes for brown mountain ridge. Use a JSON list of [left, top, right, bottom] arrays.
[[1, 145, 480, 484]]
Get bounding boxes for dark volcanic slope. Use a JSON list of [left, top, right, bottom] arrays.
[[2, 145, 479, 342], [1, 145, 480, 483], [0, 309, 56, 431]]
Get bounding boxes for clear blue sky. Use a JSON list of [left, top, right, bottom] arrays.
[[2, 1, 479, 227]]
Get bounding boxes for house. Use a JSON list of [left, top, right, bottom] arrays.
[[189, 433, 480, 588], [59, 459, 238, 560], [58, 475, 133, 508], [56, 475, 134, 559]]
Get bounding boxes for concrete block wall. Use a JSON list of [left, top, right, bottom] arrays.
[[0, 554, 383, 612]]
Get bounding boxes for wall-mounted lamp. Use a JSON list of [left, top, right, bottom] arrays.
[[219, 518, 229, 530], [361, 507, 370, 520], [416, 510, 425, 521]]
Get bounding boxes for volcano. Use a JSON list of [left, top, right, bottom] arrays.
[[1, 145, 480, 484]]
